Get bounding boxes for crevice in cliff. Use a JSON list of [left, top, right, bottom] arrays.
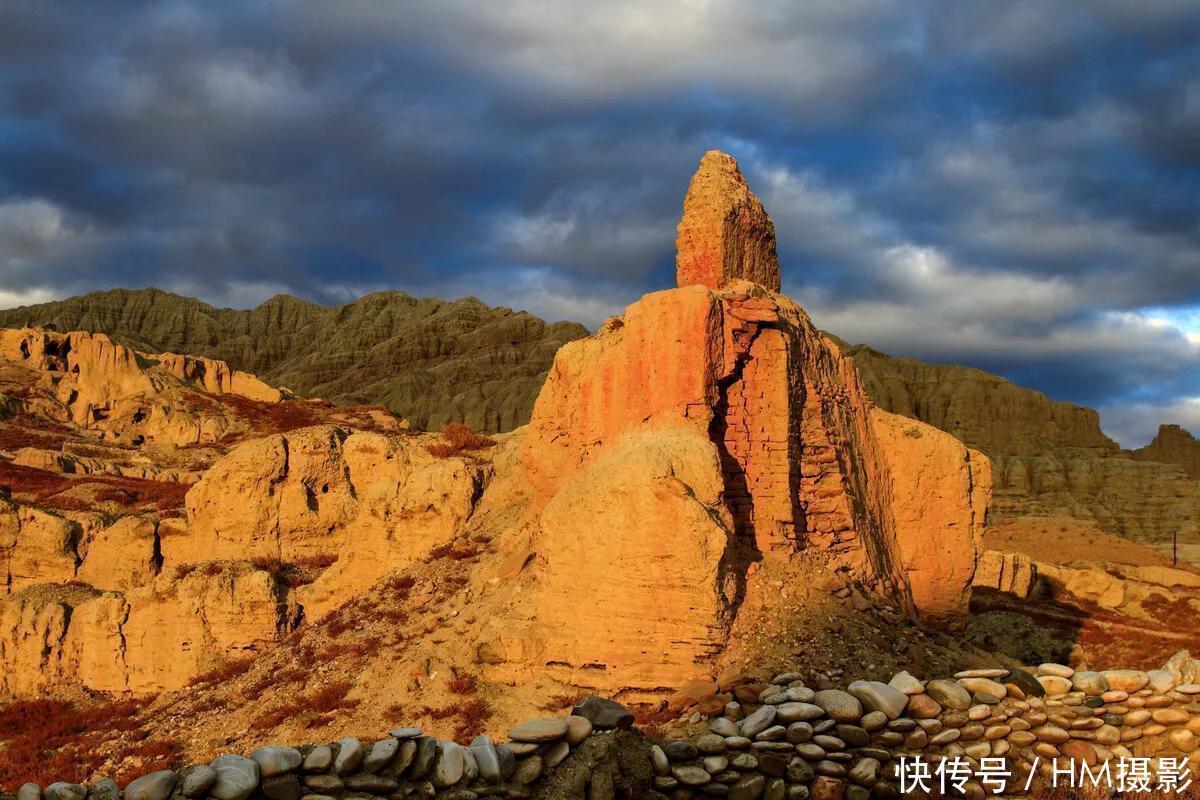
[[150, 521, 164, 577], [116, 597, 131, 693], [710, 324, 761, 546], [709, 319, 764, 629]]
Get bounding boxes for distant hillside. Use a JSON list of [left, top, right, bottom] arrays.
[[0, 288, 589, 432], [842, 341, 1200, 560]]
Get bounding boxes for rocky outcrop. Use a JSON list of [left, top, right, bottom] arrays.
[[846, 343, 1200, 561], [676, 150, 781, 292], [75, 515, 161, 591], [871, 410, 990, 617], [0, 152, 990, 715], [11, 446, 203, 483], [181, 425, 493, 619], [0, 290, 589, 433], [0, 565, 283, 696], [0, 327, 289, 447], [156, 352, 281, 403], [0, 499, 80, 593], [972, 550, 1037, 598], [505, 152, 989, 691], [1134, 424, 1200, 479]]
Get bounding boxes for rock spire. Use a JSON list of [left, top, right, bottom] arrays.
[[676, 150, 781, 292]]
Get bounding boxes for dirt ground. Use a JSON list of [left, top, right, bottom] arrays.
[[984, 517, 1191, 569]]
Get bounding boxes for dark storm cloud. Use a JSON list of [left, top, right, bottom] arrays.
[[1, 0, 1199, 446]]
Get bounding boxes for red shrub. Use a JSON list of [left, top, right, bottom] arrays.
[[188, 655, 255, 686], [424, 423, 494, 458], [0, 698, 170, 789], [447, 674, 478, 695]]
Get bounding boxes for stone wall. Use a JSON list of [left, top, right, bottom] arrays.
[[10, 653, 1200, 800]]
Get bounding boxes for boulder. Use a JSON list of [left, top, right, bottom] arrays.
[[123, 772, 177, 800], [925, 679, 971, 711], [571, 696, 634, 729], [847, 681, 907, 720], [209, 755, 260, 800]]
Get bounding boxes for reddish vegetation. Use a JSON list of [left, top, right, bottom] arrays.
[[188, 655, 256, 687], [446, 673, 479, 695], [249, 680, 358, 731], [0, 462, 191, 512], [424, 422, 495, 458], [0, 420, 70, 451], [629, 702, 676, 741], [0, 698, 181, 789], [414, 698, 492, 745], [213, 395, 329, 438], [213, 395, 399, 439], [540, 692, 587, 712]]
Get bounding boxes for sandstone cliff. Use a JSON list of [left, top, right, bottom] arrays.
[[0, 290, 588, 433], [1134, 423, 1200, 479], [845, 343, 1200, 561]]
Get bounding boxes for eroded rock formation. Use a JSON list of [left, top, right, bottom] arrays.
[[183, 425, 493, 620], [0, 327, 283, 447], [0, 152, 993, 727], [503, 152, 989, 691]]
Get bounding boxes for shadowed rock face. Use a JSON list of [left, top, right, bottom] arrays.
[[0, 290, 589, 433], [676, 150, 781, 293]]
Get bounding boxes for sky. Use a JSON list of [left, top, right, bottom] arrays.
[[1, 1, 1198, 447]]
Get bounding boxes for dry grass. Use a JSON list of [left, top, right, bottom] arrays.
[[413, 698, 492, 745], [630, 701, 677, 741], [0, 698, 181, 789], [214, 395, 329, 437], [249, 554, 339, 588], [188, 654, 256, 687], [173, 561, 227, 580], [540, 692, 588, 712], [424, 422, 495, 458], [447, 673, 479, 695], [0, 462, 191, 512], [248, 680, 358, 732]]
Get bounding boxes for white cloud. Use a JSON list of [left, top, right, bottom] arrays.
[[1098, 397, 1200, 449], [0, 199, 99, 272], [0, 287, 62, 310]]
